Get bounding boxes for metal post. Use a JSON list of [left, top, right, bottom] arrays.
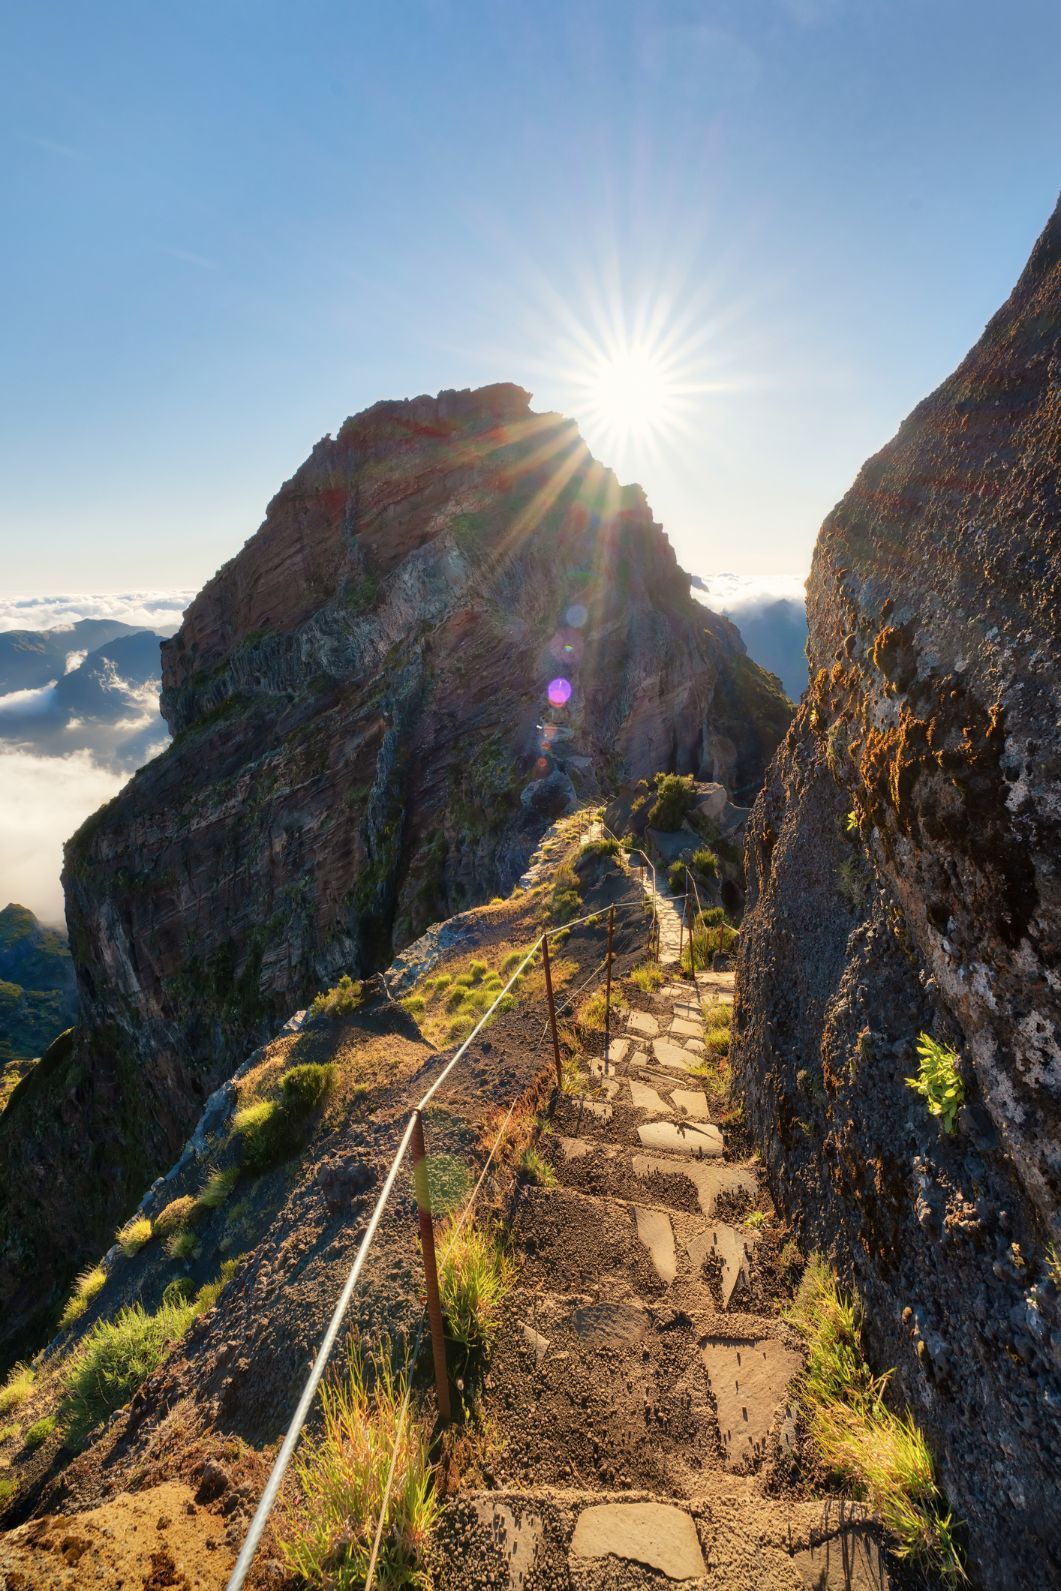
[[678, 877, 686, 971], [604, 904, 615, 1074], [542, 932, 562, 1090], [410, 1110, 451, 1423]]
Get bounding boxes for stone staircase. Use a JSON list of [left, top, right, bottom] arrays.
[[431, 970, 891, 1589]]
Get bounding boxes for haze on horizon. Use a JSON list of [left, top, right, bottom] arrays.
[[3, 0, 1059, 596]]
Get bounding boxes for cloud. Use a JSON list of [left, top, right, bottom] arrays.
[[0, 591, 194, 635], [693, 571, 809, 702], [0, 746, 131, 925], [0, 682, 59, 718]]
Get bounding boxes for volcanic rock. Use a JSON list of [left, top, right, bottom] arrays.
[[734, 198, 1061, 1587]]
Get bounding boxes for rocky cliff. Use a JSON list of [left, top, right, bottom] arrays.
[[0, 383, 790, 1367], [734, 201, 1061, 1586]]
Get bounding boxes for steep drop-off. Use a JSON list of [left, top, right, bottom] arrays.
[[0, 384, 790, 1368], [734, 202, 1061, 1586]]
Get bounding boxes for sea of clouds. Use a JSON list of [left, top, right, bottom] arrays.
[[0, 594, 192, 924], [692, 572, 808, 701]]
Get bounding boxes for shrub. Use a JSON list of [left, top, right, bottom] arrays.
[[59, 1264, 107, 1330], [61, 1296, 198, 1445], [682, 917, 738, 973], [116, 1216, 153, 1257], [277, 1342, 439, 1590], [233, 1065, 336, 1175], [401, 994, 426, 1016], [467, 959, 488, 983], [574, 988, 609, 1034], [198, 1166, 238, 1210], [0, 1363, 34, 1416], [0, 1476, 16, 1505], [548, 862, 581, 923], [24, 1415, 56, 1449], [629, 961, 664, 992], [445, 986, 468, 1012], [309, 973, 364, 1021], [667, 860, 687, 893], [647, 772, 697, 831], [282, 1062, 336, 1112], [787, 1257, 963, 1580], [438, 1220, 515, 1351], [154, 1195, 198, 1241], [743, 1210, 766, 1230], [906, 1034, 964, 1134], [519, 1147, 557, 1187], [689, 847, 719, 880], [579, 837, 621, 861]]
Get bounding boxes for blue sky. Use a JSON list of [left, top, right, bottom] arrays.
[[3, 0, 1059, 591]]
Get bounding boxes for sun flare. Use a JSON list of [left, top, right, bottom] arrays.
[[583, 344, 683, 450]]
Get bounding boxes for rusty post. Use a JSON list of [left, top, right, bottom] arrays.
[[678, 875, 686, 972], [410, 1110, 451, 1423], [542, 932, 562, 1090], [603, 904, 615, 1074]]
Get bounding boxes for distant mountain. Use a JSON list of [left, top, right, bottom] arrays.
[[691, 574, 807, 702], [0, 903, 76, 1066], [0, 618, 145, 695], [0, 627, 166, 771]]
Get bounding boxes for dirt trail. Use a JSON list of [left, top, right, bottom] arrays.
[[431, 963, 893, 1589]]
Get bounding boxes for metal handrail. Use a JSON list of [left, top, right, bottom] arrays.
[[598, 821, 661, 960], [225, 840, 640, 1591]]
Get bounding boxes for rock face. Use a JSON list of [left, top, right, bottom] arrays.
[[734, 202, 1061, 1586], [0, 383, 790, 1367]]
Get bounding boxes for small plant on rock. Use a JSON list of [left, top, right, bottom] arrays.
[[629, 961, 664, 993], [519, 1146, 557, 1187], [647, 772, 697, 831], [61, 1296, 199, 1446], [24, 1416, 56, 1449], [906, 1034, 964, 1133], [309, 973, 364, 1021]]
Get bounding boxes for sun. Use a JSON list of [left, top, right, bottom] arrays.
[[582, 343, 684, 452], [560, 315, 702, 469]]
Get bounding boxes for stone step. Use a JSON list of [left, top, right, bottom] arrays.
[[431, 1487, 892, 1590], [636, 1120, 724, 1158]]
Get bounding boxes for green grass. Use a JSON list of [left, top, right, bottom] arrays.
[[438, 1220, 515, 1352], [115, 1215, 153, 1256], [23, 1415, 56, 1449], [906, 1034, 964, 1133], [58, 1263, 107, 1330], [0, 1476, 16, 1505], [61, 1298, 197, 1445], [0, 1363, 34, 1416], [154, 1194, 198, 1239], [519, 1146, 557, 1187], [231, 1064, 336, 1174], [787, 1257, 964, 1580], [277, 1342, 439, 1590], [198, 1165, 239, 1209], [165, 1228, 200, 1262], [308, 973, 364, 1021], [629, 961, 664, 992], [743, 1209, 766, 1230], [681, 915, 738, 973]]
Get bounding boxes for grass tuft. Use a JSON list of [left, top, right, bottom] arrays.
[[787, 1257, 965, 1580], [277, 1342, 439, 1590], [629, 961, 664, 992], [58, 1264, 107, 1330], [198, 1166, 239, 1210], [438, 1220, 515, 1352], [116, 1215, 153, 1256], [0, 1363, 35, 1416], [309, 973, 364, 1021], [24, 1415, 56, 1449], [518, 1146, 557, 1187]]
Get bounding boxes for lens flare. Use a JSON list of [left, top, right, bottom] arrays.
[[547, 677, 572, 707]]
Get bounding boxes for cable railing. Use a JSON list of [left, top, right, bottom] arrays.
[[225, 828, 651, 1591]]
